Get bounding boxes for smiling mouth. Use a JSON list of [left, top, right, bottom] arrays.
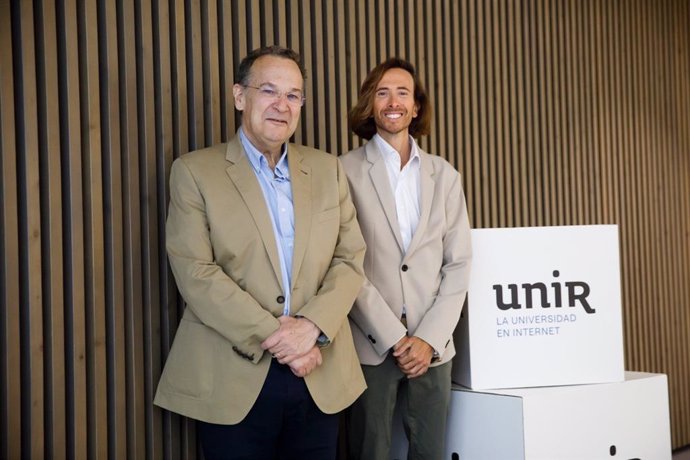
[[384, 113, 403, 119]]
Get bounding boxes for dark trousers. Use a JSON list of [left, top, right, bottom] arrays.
[[346, 356, 452, 460], [198, 359, 339, 460]]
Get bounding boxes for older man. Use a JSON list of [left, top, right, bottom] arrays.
[[155, 46, 366, 460]]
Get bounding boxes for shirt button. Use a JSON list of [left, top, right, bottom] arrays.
[[277, 295, 285, 304], [367, 335, 377, 344], [401, 264, 409, 272]]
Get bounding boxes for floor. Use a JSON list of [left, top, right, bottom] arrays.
[[674, 445, 690, 460]]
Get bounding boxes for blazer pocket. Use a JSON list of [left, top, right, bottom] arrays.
[[316, 206, 339, 222], [162, 319, 215, 399]]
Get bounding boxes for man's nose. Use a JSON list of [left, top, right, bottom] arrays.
[[388, 98, 401, 108], [273, 94, 291, 110], [387, 94, 402, 106]]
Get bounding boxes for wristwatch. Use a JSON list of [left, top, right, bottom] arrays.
[[316, 333, 330, 348]]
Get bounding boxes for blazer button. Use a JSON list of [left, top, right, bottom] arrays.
[[401, 264, 409, 272], [276, 295, 285, 304], [367, 334, 377, 344]]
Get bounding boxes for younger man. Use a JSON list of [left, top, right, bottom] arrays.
[[342, 58, 472, 460]]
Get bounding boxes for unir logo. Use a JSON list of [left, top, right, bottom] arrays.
[[492, 270, 596, 314]]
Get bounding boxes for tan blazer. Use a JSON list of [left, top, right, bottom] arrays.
[[341, 142, 472, 366], [154, 134, 367, 424]]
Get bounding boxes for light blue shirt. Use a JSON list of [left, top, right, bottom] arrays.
[[239, 128, 294, 315]]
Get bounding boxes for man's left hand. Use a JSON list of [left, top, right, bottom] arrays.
[[261, 315, 320, 363], [392, 336, 434, 379], [285, 346, 323, 377]]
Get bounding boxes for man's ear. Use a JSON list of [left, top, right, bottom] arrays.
[[413, 103, 419, 118], [233, 84, 245, 111]]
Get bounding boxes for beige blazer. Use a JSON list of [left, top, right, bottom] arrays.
[[154, 134, 367, 424], [341, 141, 472, 366]]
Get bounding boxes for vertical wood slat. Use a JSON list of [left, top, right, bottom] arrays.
[[468, 0, 481, 227], [561, 0, 573, 225], [116, 0, 147, 457], [219, 0, 236, 140], [285, 0, 300, 147], [135, 2, 164, 460], [553, 0, 565, 225], [344, 0, 358, 153], [502, 0, 514, 225], [634, 0, 653, 372], [624, 0, 644, 373], [202, 0, 221, 146], [333, 0, 348, 156], [646, 0, 659, 371], [98, 1, 126, 459], [442, 0, 455, 170], [77, 0, 108, 457], [615, 0, 629, 364], [299, 0, 314, 148], [58, 0, 88, 457], [448, 0, 461, 172], [152, 1, 175, 458], [412, 0, 425, 153], [458, 0, 472, 217], [320, 0, 336, 155], [432, 1, 445, 161], [186, 0, 203, 150], [494, 0, 508, 227], [34, 2, 67, 458], [15, 2, 47, 459], [516, 0, 527, 225], [524, 0, 539, 226], [2, 0, 690, 457], [0, 0, 21, 458], [672, 10, 686, 422], [310, 0, 327, 150], [541, 0, 554, 226], [171, 0, 190, 156]]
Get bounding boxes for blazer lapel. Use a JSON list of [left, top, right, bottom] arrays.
[[365, 142, 404, 252], [406, 150, 434, 256], [224, 136, 284, 290], [288, 144, 311, 290]]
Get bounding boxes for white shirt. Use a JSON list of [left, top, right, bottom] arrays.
[[373, 134, 421, 253]]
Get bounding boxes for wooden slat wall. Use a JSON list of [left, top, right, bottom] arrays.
[[1, 0, 689, 457]]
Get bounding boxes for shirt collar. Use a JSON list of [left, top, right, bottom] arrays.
[[239, 127, 290, 178], [373, 133, 421, 168]]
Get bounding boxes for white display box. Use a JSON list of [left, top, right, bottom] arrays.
[[391, 372, 671, 460], [453, 225, 625, 390]]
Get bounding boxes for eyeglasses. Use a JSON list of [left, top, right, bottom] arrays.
[[243, 84, 306, 107]]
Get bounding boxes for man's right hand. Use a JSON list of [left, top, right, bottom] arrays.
[[392, 336, 434, 379], [261, 315, 321, 363], [286, 346, 323, 377]]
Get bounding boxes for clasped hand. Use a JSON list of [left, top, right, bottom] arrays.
[[392, 336, 434, 379], [261, 316, 322, 377]]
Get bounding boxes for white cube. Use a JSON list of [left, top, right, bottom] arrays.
[[453, 225, 625, 390], [391, 372, 671, 460]]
